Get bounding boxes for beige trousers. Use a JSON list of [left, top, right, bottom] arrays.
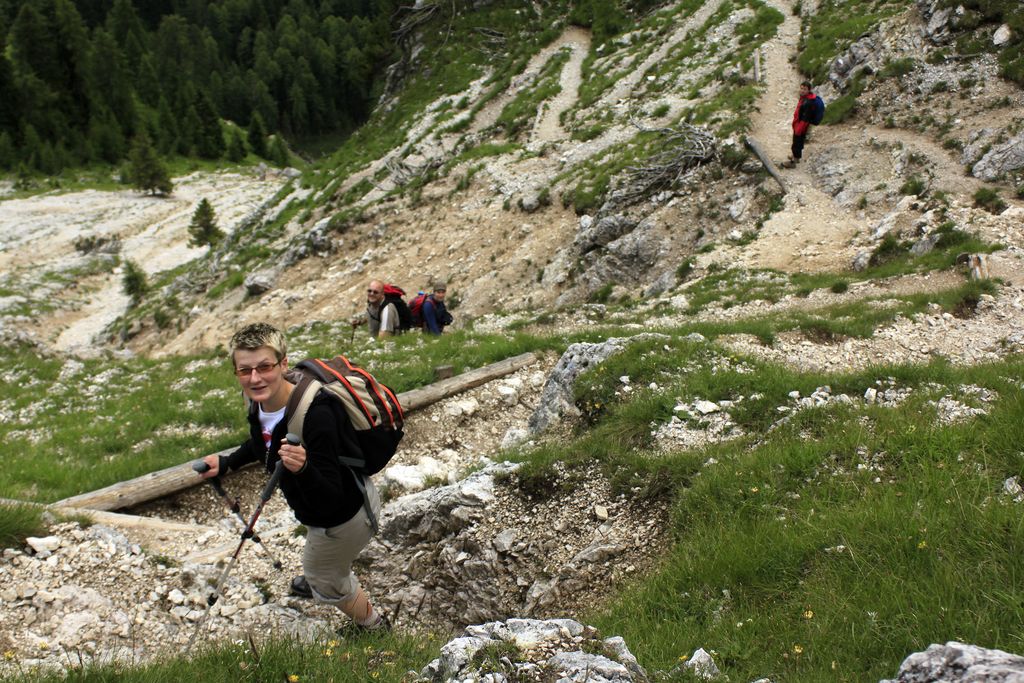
[[301, 479, 380, 604]]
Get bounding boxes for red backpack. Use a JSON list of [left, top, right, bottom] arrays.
[[379, 284, 414, 332], [408, 292, 428, 327]]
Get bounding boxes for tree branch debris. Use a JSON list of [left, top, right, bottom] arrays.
[[608, 116, 717, 207]]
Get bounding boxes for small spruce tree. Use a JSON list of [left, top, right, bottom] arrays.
[[122, 259, 148, 306], [268, 134, 290, 168], [187, 198, 224, 247], [0, 132, 15, 169], [226, 127, 247, 162], [247, 112, 268, 158], [127, 133, 172, 195]]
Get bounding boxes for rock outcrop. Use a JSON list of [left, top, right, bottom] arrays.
[[881, 641, 1024, 682]]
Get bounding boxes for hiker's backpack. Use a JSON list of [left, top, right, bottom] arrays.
[[408, 292, 428, 327], [808, 95, 826, 125], [381, 284, 414, 332], [284, 356, 404, 532]]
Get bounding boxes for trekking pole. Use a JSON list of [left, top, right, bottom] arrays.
[[184, 434, 297, 654], [192, 461, 283, 570]]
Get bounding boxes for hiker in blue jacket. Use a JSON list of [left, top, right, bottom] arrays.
[[421, 282, 453, 335]]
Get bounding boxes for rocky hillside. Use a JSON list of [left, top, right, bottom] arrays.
[[1, 0, 1023, 679], [0, 0, 1019, 357]]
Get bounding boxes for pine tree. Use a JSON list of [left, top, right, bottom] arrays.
[[121, 258, 148, 306], [187, 198, 224, 248], [0, 132, 15, 169], [88, 108, 126, 163], [127, 132, 172, 195], [194, 91, 225, 158], [246, 111, 268, 158], [155, 96, 179, 154], [180, 104, 202, 155], [226, 127, 247, 162], [268, 134, 290, 168]]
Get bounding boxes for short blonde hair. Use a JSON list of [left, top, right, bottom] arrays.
[[228, 323, 287, 366]]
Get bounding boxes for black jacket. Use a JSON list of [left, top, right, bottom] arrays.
[[224, 393, 364, 527]]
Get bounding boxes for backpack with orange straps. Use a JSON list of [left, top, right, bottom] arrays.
[[284, 356, 404, 532]]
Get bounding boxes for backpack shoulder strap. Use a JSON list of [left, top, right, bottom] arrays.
[[285, 373, 322, 445]]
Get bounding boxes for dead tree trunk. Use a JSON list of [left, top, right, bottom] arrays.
[[744, 136, 787, 194]]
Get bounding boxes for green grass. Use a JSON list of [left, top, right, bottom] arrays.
[[797, 0, 907, 84], [15, 630, 437, 682], [572, 354, 1024, 681], [974, 187, 1007, 214], [495, 48, 571, 137], [0, 326, 561, 504], [0, 502, 46, 550]]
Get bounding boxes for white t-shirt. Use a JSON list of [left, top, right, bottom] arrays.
[[258, 404, 285, 451]]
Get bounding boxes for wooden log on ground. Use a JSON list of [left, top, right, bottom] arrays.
[[0, 497, 216, 534], [399, 352, 537, 412], [56, 351, 539, 512], [52, 447, 238, 512], [744, 135, 787, 194]]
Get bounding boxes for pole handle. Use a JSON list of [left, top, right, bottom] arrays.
[[192, 461, 211, 473]]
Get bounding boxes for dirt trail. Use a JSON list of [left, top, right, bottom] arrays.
[[743, 0, 869, 272], [471, 27, 592, 137], [532, 28, 591, 143], [605, 0, 727, 104]]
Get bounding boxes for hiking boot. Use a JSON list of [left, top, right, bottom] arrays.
[[335, 612, 392, 636], [780, 157, 797, 169], [290, 575, 313, 599]]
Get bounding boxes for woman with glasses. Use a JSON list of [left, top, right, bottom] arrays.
[[198, 322, 389, 632]]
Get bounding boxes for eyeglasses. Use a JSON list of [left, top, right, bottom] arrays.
[[234, 360, 281, 378]]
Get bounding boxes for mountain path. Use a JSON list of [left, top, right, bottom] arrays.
[[739, 0, 867, 271], [605, 0, 727, 105], [532, 28, 591, 143]]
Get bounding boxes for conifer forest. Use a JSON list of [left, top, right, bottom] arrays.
[[0, 0, 396, 174]]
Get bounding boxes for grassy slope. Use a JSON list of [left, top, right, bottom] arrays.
[[5, 0, 1024, 679], [3, 269, 1023, 680]]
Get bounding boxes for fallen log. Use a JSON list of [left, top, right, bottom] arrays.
[[55, 351, 538, 512], [53, 447, 238, 513], [744, 135, 787, 194], [0, 497, 216, 534], [399, 352, 536, 411]]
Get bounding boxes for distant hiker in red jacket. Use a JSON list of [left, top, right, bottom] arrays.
[[782, 81, 820, 168]]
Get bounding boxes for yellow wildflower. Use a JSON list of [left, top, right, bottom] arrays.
[[678, 654, 689, 662], [793, 644, 804, 654], [3, 651, 14, 661], [803, 610, 814, 619], [371, 672, 380, 679], [328, 639, 339, 648], [288, 675, 300, 682], [324, 649, 334, 656], [918, 540, 928, 549], [750, 487, 759, 493]]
